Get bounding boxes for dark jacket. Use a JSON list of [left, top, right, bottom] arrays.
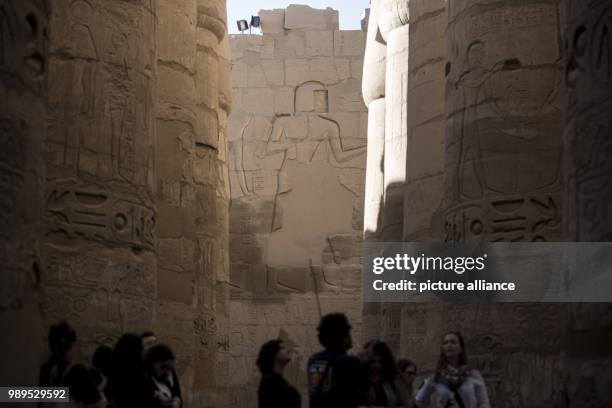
[[258, 372, 301, 408], [307, 350, 365, 408]]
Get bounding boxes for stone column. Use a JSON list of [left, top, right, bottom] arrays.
[[362, 0, 387, 241], [443, 1, 566, 405], [444, 0, 564, 244], [362, 0, 388, 345], [0, 0, 48, 385], [154, 0, 231, 405], [379, 0, 409, 241], [45, 0, 156, 354], [154, 0, 199, 404], [563, 1, 612, 405], [403, 0, 446, 241]]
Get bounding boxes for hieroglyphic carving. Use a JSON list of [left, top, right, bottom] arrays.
[[43, 249, 154, 330], [46, 187, 155, 249], [445, 1, 563, 244], [444, 195, 561, 242]]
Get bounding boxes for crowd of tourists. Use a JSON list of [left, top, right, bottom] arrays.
[[259, 313, 490, 408], [39, 322, 181, 407], [38, 313, 489, 408]]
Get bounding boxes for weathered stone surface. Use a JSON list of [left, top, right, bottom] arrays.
[[0, 0, 48, 386], [259, 9, 285, 34], [229, 8, 366, 406], [45, 0, 157, 363], [444, 0, 564, 244], [563, 1, 612, 406], [381, 1, 410, 241], [284, 5, 339, 31]]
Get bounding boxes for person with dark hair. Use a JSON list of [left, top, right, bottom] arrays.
[[256, 339, 300, 408], [63, 364, 105, 408], [141, 331, 183, 407], [107, 333, 149, 408], [307, 313, 365, 408], [141, 331, 157, 358], [144, 344, 182, 408], [92, 345, 112, 403], [415, 332, 489, 408], [397, 359, 417, 401], [39, 320, 77, 387], [361, 341, 411, 407]]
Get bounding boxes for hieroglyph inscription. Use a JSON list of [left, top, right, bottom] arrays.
[[445, 195, 560, 242], [46, 188, 155, 249]]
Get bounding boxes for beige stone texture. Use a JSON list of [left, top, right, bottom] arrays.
[[334, 30, 366, 57], [45, 0, 157, 364], [444, 0, 564, 244], [403, 0, 446, 241], [0, 0, 48, 386], [362, 0, 387, 105], [228, 7, 366, 406], [381, 2, 409, 241], [284, 5, 339, 31], [259, 9, 285, 34]]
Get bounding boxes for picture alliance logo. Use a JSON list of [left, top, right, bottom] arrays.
[[371, 253, 488, 275]]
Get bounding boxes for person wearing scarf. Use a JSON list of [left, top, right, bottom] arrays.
[[415, 332, 489, 408]]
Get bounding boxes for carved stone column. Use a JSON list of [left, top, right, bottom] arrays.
[[379, 0, 409, 241], [45, 0, 156, 354], [563, 1, 612, 405], [154, 0, 231, 405], [403, 0, 446, 241], [0, 0, 48, 385], [363, 0, 387, 241], [362, 0, 388, 344], [444, 0, 564, 244], [442, 1, 566, 405]]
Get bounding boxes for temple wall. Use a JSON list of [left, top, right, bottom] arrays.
[[227, 6, 367, 407], [0, 0, 48, 386]]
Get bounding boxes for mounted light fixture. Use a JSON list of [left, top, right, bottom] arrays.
[[236, 19, 249, 32], [250, 16, 261, 28]]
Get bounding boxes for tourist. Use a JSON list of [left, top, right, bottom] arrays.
[[145, 344, 182, 408], [39, 321, 77, 387], [256, 339, 300, 408], [361, 341, 411, 407], [107, 333, 149, 408], [397, 359, 417, 401], [307, 313, 364, 408], [141, 331, 182, 404], [141, 331, 158, 358], [415, 332, 490, 408], [63, 363, 105, 407], [91, 345, 112, 401]]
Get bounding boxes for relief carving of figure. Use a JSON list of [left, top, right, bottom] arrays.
[[263, 81, 366, 266]]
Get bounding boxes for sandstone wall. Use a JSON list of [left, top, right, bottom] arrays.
[[0, 0, 48, 386], [228, 6, 367, 407]]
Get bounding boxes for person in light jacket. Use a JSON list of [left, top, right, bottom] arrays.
[[415, 332, 489, 408]]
